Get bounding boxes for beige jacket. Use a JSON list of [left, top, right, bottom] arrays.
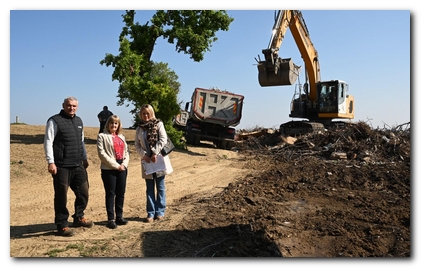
[[97, 130, 130, 170], [135, 121, 173, 179]]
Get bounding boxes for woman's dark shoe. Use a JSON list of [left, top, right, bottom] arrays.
[[116, 217, 128, 225], [106, 220, 117, 229]]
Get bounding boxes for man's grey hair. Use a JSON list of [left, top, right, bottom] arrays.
[[63, 96, 78, 104]]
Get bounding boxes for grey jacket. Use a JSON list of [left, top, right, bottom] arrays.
[[97, 130, 130, 170], [135, 121, 173, 179]]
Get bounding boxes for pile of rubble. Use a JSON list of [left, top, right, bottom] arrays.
[[235, 121, 411, 164]]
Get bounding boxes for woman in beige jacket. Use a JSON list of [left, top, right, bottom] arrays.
[[97, 115, 130, 229], [134, 104, 173, 223]]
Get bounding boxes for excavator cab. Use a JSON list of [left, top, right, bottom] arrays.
[[317, 80, 354, 120]]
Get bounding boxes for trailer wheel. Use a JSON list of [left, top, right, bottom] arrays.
[[186, 133, 195, 145], [219, 140, 227, 149], [193, 135, 201, 145], [226, 140, 236, 150]]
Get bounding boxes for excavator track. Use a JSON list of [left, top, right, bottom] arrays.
[[279, 121, 325, 136]]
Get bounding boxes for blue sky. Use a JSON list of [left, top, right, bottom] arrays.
[[8, 8, 411, 131]]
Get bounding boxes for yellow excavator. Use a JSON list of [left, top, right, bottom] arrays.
[[256, 10, 354, 135]]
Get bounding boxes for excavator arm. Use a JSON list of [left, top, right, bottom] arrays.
[[259, 10, 320, 103], [286, 10, 321, 103]]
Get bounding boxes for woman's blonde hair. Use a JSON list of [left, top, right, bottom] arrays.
[[139, 104, 156, 120], [105, 115, 122, 135]]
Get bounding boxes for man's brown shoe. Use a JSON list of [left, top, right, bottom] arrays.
[[73, 217, 94, 228], [57, 227, 75, 237], [155, 216, 164, 221], [145, 217, 154, 223]]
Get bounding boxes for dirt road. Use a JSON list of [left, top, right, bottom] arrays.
[[10, 125, 248, 257]]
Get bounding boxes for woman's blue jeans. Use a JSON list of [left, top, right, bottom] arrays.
[[145, 174, 166, 218]]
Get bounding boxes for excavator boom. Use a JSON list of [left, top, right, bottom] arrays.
[[258, 10, 320, 101]]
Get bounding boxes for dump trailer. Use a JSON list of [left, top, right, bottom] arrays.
[[173, 109, 190, 132], [174, 87, 244, 149]]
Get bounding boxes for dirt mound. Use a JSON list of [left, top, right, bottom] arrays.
[[159, 121, 411, 257]]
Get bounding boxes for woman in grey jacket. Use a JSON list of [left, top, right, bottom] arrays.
[[97, 115, 130, 229], [134, 104, 173, 223]]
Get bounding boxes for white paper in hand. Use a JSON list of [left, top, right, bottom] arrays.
[[142, 154, 166, 175]]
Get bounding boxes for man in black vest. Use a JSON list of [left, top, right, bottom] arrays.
[[97, 106, 113, 134], [44, 96, 94, 236]]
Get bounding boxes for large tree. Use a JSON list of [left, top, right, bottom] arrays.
[[100, 10, 234, 129]]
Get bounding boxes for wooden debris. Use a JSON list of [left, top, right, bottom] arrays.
[[330, 152, 347, 160], [281, 136, 297, 145]]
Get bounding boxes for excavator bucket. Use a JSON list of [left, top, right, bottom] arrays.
[[258, 58, 299, 87]]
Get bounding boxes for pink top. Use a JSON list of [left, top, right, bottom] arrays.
[[112, 134, 125, 161]]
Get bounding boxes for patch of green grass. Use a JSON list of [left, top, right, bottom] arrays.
[[46, 243, 85, 257], [44, 229, 139, 257], [10, 164, 23, 177], [46, 248, 67, 257], [66, 244, 84, 251], [216, 154, 228, 162], [80, 244, 108, 257], [45, 241, 112, 257], [116, 232, 130, 240]]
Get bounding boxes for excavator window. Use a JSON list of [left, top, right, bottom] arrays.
[[328, 87, 337, 101], [338, 83, 345, 104], [320, 85, 329, 100], [319, 84, 338, 113]]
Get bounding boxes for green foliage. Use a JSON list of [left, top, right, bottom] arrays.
[[164, 122, 186, 151], [99, 9, 234, 135], [151, 10, 234, 61]]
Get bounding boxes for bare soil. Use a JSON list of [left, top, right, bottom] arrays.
[[9, 122, 410, 257]]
